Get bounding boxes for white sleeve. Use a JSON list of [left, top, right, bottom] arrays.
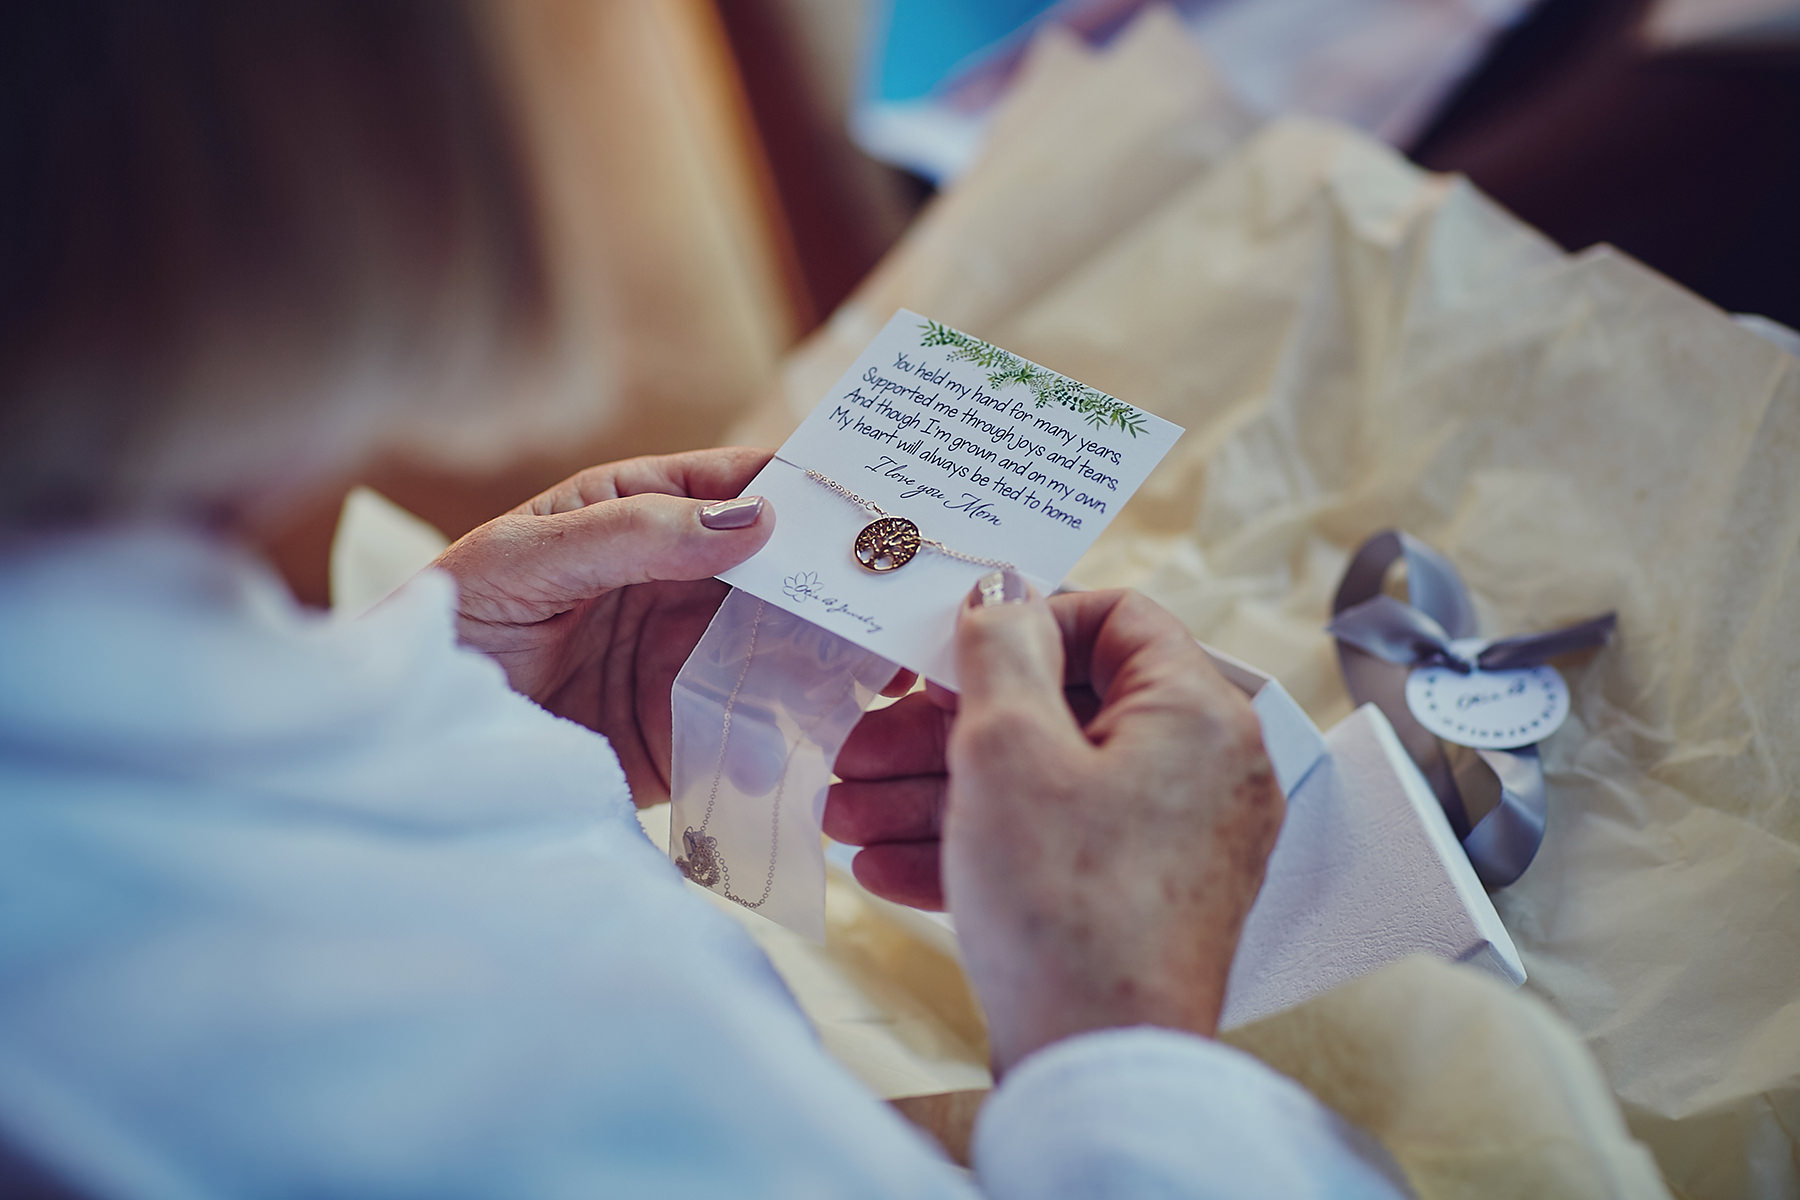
[[972, 1028, 1411, 1200]]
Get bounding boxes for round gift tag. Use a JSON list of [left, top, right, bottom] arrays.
[[1404, 639, 1570, 749]]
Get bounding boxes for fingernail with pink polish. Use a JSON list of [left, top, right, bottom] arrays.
[[970, 568, 1027, 607], [699, 496, 764, 530]]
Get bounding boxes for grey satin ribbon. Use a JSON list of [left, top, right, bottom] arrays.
[[1326, 531, 1616, 888]]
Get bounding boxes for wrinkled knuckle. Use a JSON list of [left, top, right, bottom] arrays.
[[1113, 588, 1158, 616], [1164, 666, 1253, 733], [610, 496, 656, 537], [958, 703, 1040, 753], [953, 704, 1054, 772], [1222, 695, 1265, 747], [1119, 589, 1190, 638], [959, 614, 1027, 660]]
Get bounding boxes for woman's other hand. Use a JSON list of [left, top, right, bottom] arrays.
[[827, 576, 1283, 1072], [433, 449, 774, 805]]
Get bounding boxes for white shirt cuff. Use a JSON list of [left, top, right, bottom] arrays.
[[973, 1027, 1410, 1200]]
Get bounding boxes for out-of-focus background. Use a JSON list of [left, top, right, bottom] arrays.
[[272, 0, 1800, 602], [310, 5, 1800, 1196]]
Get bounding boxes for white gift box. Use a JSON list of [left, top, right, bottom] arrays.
[[1205, 647, 1524, 1030], [828, 644, 1524, 1031]]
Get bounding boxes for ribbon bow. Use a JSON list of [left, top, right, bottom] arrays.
[[1327, 531, 1616, 888]]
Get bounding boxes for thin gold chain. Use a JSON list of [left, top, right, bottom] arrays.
[[803, 469, 1014, 570], [676, 596, 882, 911], [688, 600, 781, 909]]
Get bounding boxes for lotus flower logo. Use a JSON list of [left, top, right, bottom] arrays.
[[783, 571, 823, 602]]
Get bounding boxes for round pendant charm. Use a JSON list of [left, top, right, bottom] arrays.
[[854, 516, 921, 572]]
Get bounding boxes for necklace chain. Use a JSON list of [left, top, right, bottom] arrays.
[[803, 469, 1013, 571], [675, 599, 783, 909], [673, 596, 881, 913]]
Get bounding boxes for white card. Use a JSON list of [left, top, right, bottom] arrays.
[[719, 310, 1183, 687]]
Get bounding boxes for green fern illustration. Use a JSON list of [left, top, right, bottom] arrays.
[[919, 320, 1147, 437]]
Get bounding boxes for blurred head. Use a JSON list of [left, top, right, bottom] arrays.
[[0, 0, 589, 530]]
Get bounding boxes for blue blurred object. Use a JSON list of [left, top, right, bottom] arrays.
[[865, 0, 1065, 105], [852, 0, 1544, 185], [854, 0, 1079, 182]]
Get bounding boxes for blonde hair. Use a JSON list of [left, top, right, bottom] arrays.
[[0, 1, 585, 527]]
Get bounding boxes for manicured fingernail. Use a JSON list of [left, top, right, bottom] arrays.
[[970, 568, 1027, 607], [699, 496, 764, 530]]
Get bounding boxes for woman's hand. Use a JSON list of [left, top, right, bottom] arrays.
[[433, 449, 774, 806], [826, 575, 1283, 1072]]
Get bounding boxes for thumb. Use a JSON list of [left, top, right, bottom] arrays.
[[528, 492, 774, 591], [954, 569, 1083, 745]]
